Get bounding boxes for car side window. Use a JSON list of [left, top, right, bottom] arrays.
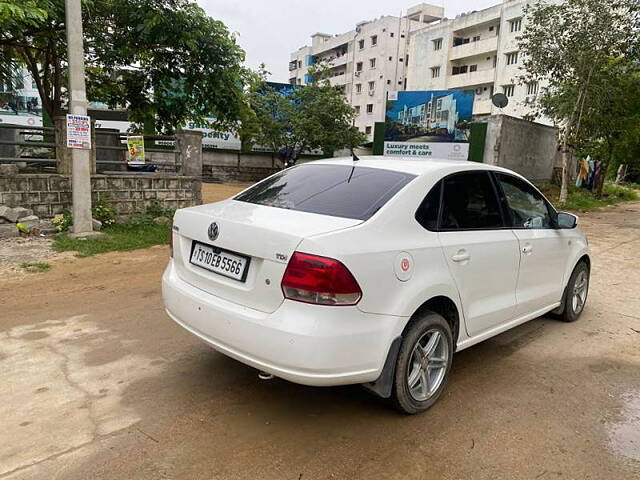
[[415, 181, 441, 230], [440, 172, 503, 230], [496, 174, 552, 229]]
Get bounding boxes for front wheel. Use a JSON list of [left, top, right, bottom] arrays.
[[559, 261, 590, 322], [391, 312, 453, 414]]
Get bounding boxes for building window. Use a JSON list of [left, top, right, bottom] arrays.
[[297, 78, 302, 85], [452, 65, 468, 75], [527, 81, 539, 95], [365, 125, 372, 134], [509, 18, 522, 32], [472, 35, 480, 42], [469, 64, 478, 72], [368, 81, 375, 91], [433, 38, 442, 50], [366, 104, 374, 113], [298, 60, 302, 68], [371, 35, 378, 46], [506, 52, 519, 65], [431, 66, 440, 78], [388, 56, 393, 61], [355, 83, 362, 93], [400, 34, 405, 38], [503, 84, 515, 97], [489, 26, 494, 32], [369, 58, 376, 68], [390, 32, 394, 37], [355, 105, 361, 115], [358, 39, 365, 50], [387, 79, 391, 84], [356, 62, 363, 72]]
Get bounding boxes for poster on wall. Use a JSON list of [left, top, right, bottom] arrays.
[[127, 136, 145, 165], [384, 90, 474, 160], [66, 114, 92, 149]]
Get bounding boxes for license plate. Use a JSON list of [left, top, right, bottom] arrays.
[[189, 241, 250, 282]]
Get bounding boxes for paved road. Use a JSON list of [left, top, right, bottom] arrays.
[[0, 194, 639, 479]]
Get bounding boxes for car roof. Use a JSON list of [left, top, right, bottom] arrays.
[[311, 156, 515, 178]]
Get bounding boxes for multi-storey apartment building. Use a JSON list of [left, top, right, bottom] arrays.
[[406, 0, 540, 120], [288, 4, 445, 139], [289, 0, 547, 139]]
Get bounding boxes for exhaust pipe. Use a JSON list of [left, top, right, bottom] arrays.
[[258, 371, 274, 380]]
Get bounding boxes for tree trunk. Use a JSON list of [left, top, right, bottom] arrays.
[[559, 131, 571, 204], [596, 138, 614, 198]]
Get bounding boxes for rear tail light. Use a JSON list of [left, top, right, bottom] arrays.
[[281, 252, 362, 306], [169, 229, 174, 258]]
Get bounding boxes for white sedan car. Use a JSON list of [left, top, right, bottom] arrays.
[[162, 157, 590, 414]]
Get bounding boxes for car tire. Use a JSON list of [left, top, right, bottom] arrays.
[[391, 311, 453, 415], [557, 261, 590, 323]]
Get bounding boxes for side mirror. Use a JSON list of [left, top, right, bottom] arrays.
[[556, 212, 578, 229]]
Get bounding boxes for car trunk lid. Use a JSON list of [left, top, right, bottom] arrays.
[[172, 200, 362, 313]]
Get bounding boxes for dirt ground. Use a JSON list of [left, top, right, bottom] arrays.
[[0, 184, 639, 480]]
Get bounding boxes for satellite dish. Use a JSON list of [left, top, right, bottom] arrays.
[[492, 93, 509, 109]]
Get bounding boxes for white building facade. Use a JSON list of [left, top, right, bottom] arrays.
[[289, 4, 445, 139], [289, 0, 547, 140], [405, 0, 541, 120]]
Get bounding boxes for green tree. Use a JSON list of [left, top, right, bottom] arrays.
[[243, 66, 366, 159], [518, 0, 640, 203], [0, 0, 246, 132], [0, 0, 51, 86]]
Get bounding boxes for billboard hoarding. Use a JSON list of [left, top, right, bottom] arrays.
[[384, 89, 474, 160]]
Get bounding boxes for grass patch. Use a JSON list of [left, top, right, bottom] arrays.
[[20, 262, 51, 272], [54, 222, 171, 257], [538, 182, 638, 212]]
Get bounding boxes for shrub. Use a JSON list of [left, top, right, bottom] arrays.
[[52, 210, 73, 232], [92, 200, 117, 227]]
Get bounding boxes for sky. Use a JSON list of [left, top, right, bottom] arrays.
[[199, 0, 500, 82]]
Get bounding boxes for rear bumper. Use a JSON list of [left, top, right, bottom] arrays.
[[162, 260, 404, 386]]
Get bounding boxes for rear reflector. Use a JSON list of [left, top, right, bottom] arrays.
[[281, 252, 362, 306]]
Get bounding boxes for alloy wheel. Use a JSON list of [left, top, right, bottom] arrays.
[[572, 270, 588, 315], [407, 329, 449, 402]]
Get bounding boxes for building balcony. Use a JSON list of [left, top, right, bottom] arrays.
[[472, 99, 493, 115], [329, 72, 348, 86], [447, 68, 495, 89], [449, 36, 498, 61], [326, 55, 348, 68]]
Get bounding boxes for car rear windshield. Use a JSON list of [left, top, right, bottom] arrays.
[[234, 164, 416, 220]]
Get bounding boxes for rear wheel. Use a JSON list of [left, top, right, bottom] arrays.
[[558, 261, 590, 322], [391, 312, 453, 414]]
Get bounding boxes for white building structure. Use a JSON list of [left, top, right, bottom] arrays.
[[289, 0, 548, 139], [289, 4, 445, 139], [406, 0, 541, 120]]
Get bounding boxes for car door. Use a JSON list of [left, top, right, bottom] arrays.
[[494, 173, 569, 316], [437, 171, 520, 337]]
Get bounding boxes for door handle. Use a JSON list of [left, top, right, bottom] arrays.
[[451, 252, 470, 263], [522, 245, 533, 254]]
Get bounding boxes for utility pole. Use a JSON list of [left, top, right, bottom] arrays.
[[65, 0, 93, 234]]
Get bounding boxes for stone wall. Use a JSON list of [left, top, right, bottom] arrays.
[[0, 174, 201, 218], [482, 115, 559, 182]]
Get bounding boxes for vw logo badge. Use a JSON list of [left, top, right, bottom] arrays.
[[208, 222, 219, 241]]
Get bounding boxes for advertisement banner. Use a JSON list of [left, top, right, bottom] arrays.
[[384, 90, 474, 160], [127, 136, 145, 165], [383, 141, 469, 160], [66, 114, 92, 149]]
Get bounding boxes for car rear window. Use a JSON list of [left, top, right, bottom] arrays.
[[234, 164, 416, 220]]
